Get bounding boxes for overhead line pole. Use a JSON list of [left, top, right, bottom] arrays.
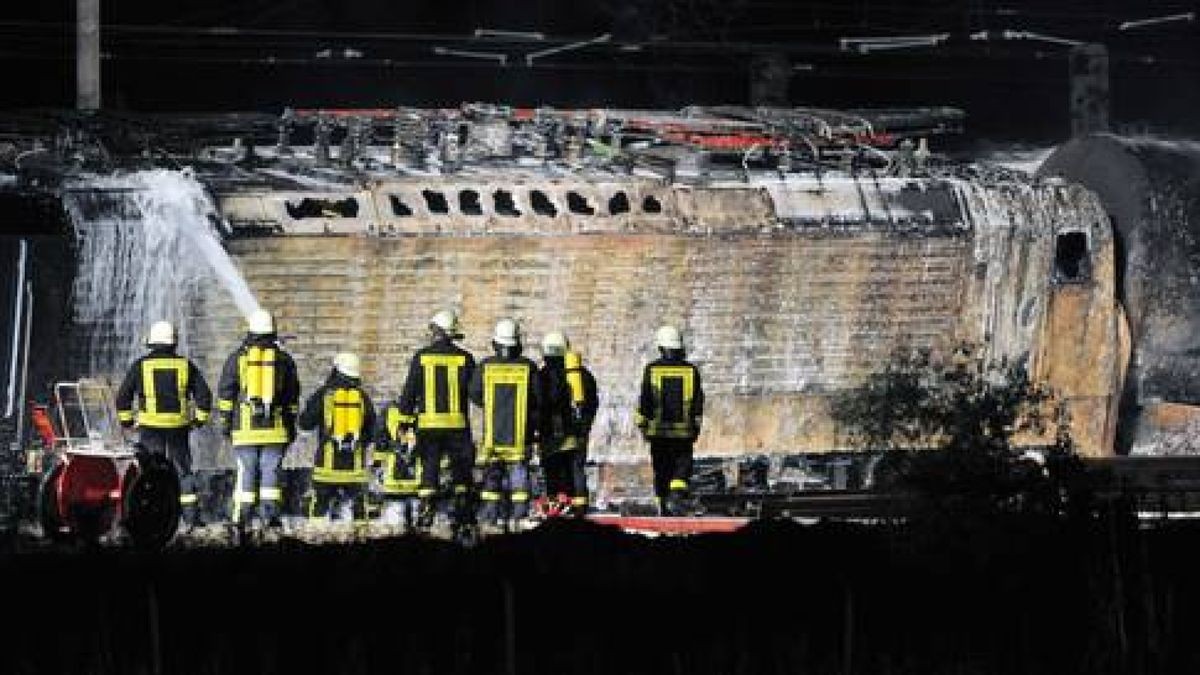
[[77, 0, 100, 110]]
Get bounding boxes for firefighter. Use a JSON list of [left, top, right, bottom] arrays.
[[216, 309, 301, 531], [115, 320, 213, 529], [636, 325, 705, 516], [374, 403, 422, 529], [469, 318, 542, 531], [392, 309, 476, 530], [538, 332, 598, 517], [298, 353, 376, 522]]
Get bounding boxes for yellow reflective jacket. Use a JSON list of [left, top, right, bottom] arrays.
[[216, 337, 301, 446], [539, 352, 599, 453], [469, 352, 542, 462], [115, 348, 213, 429], [394, 337, 476, 434], [299, 371, 376, 485], [636, 354, 704, 440]]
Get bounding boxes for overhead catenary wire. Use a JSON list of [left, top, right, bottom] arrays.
[[1119, 12, 1195, 31], [5, 49, 1154, 83]]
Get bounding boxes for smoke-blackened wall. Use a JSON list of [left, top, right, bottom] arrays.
[[1041, 135, 1200, 454]]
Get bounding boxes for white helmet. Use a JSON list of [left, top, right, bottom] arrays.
[[248, 309, 275, 336], [333, 352, 361, 378], [541, 331, 569, 356], [493, 318, 521, 347], [655, 325, 683, 350], [146, 320, 176, 347], [430, 309, 461, 337]]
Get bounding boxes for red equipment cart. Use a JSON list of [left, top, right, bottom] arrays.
[[37, 380, 180, 549]]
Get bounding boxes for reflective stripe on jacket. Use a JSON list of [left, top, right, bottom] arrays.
[[469, 354, 541, 462], [217, 338, 301, 446], [375, 449, 421, 495], [396, 338, 475, 433], [299, 373, 376, 485], [636, 357, 704, 440], [115, 349, 213, 429]]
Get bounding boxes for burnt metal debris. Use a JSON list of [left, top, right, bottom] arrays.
[[0, 104, 964, 184]]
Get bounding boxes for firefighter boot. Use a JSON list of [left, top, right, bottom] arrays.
[[663, 493, 682, 517], [451, 492, 477, 528], [403, 498, 417, 533], [416, 499, 437, 530]]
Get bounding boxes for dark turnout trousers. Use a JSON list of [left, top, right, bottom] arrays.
[[649, 438, 694, 515], [308, 483, 368, 522], [138, 426, 199, 524], [479, 460, 531, 524], [542, 444, 589, 511], [415, 429, 475, 525]]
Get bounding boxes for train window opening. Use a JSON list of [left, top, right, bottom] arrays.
[[285, 197, 359, 219], [530, 190, 557, 217], [459, 190, 483, 216], [422, 190, 449, 215], [609, 192, 631, 215], [643, 195, 663, 214], [494, 190, 521, 217], [1054, 231, 1090, 283], [389, 195, 413, 217], [567, 191, 595, 215]]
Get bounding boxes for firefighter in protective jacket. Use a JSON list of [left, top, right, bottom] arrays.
[[115, 320, 213, 527], [392, 309, 476, 529], [298, 353, 376, 521], [636, 325, 704, 516], [538, 332, 598, 516], [469, 318, 542, 528], [374, 403, 422, 528], [216, 309, 301, 528]]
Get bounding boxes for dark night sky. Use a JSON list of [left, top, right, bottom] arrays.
[[1, 0, 1197, 142]]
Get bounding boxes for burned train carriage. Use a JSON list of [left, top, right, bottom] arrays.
[[198, 179, 1120, 457], [49, 107, 1122, 504]]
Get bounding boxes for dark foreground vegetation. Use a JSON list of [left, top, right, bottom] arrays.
[[1, 510, 1198, 675]]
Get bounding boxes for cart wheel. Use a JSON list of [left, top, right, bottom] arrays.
[[36, 458, 71, 542], [123, 453, 181, 550]]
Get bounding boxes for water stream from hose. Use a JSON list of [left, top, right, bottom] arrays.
[[63, 168, 260, 378]]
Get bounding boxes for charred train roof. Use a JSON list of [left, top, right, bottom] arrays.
[[0, 104, 975, 191]]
